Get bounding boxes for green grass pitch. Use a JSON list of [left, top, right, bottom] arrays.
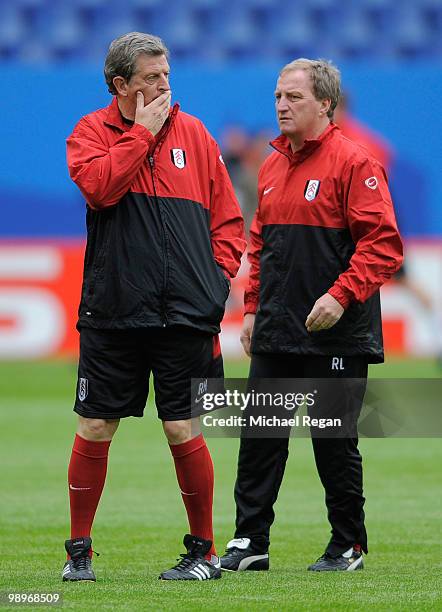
[[0, 358, 441, 610]]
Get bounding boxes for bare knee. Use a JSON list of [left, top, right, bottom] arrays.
[[163, 418, 200, 445], [77, 416, 120, 441]]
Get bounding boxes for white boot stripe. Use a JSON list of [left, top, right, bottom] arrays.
[[237, 554, 269, 571], [199, 564, 211, 578], [193, 566, 206, 579], [189, 569, 203, 580], [347, 555, 363, 571], [190, 567, 204, 580]]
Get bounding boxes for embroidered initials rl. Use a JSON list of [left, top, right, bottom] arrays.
[[331, 357, 345, 370]]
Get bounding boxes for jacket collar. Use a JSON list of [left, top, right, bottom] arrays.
[[103, 96, 180, 132], [271, 122, 338, 162]]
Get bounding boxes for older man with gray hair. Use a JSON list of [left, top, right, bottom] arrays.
[[220, 58, 402, 573], [63, 32, 245, 582]]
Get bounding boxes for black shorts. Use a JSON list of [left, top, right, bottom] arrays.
[[74, 326, 224, 421]]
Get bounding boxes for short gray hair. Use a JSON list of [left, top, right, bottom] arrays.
[[280, 58, 341, 119], [104, 32, 169, 95]]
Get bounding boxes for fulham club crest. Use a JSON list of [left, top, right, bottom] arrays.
[[304, 179, 321, 202], [171, 148, 186, 169], [78, 377, 88, 401]]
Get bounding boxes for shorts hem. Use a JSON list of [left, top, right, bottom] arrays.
[[74, 405, 144, 419], [158, 413, 194, 422]]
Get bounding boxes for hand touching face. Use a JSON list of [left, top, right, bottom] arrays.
[[112, 53, 171, 119]]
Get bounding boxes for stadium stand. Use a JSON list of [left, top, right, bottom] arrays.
[[0, 0, 441, 62]]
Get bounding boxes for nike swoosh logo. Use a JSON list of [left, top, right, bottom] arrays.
[[69, 484, 92, 491], [194, 395, 206, 404], [180, 490, 198, 496], [263, 187, 275, 195]]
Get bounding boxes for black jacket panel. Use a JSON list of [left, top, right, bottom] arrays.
[[251, 224, 384, 361], [78, 193, 230, 332]]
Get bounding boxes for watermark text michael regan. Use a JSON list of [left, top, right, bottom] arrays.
[[198, 389, 317, 411], [202, 414, 342, 429]]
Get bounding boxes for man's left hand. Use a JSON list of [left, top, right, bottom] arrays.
[[305, 293, 344, 332]]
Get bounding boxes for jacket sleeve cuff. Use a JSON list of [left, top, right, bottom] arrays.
[[244, 295, 258, 315], [130, 123, 155, 145], [328, 285, 352, 310]]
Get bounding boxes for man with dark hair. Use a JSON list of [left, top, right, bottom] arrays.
[[220, 59, 403, 572], [64, 32, 246, 582]]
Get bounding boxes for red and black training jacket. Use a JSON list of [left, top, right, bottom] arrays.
[[67, 98, 246, 333], [245, 124, 403, 362]]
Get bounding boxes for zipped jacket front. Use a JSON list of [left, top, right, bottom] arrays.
[[67, 98, 246, 333], [245, 124, 403, 362]]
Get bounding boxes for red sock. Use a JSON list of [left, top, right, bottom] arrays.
[[68, 434, 111, 552], [169, 433, 216, 558]]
